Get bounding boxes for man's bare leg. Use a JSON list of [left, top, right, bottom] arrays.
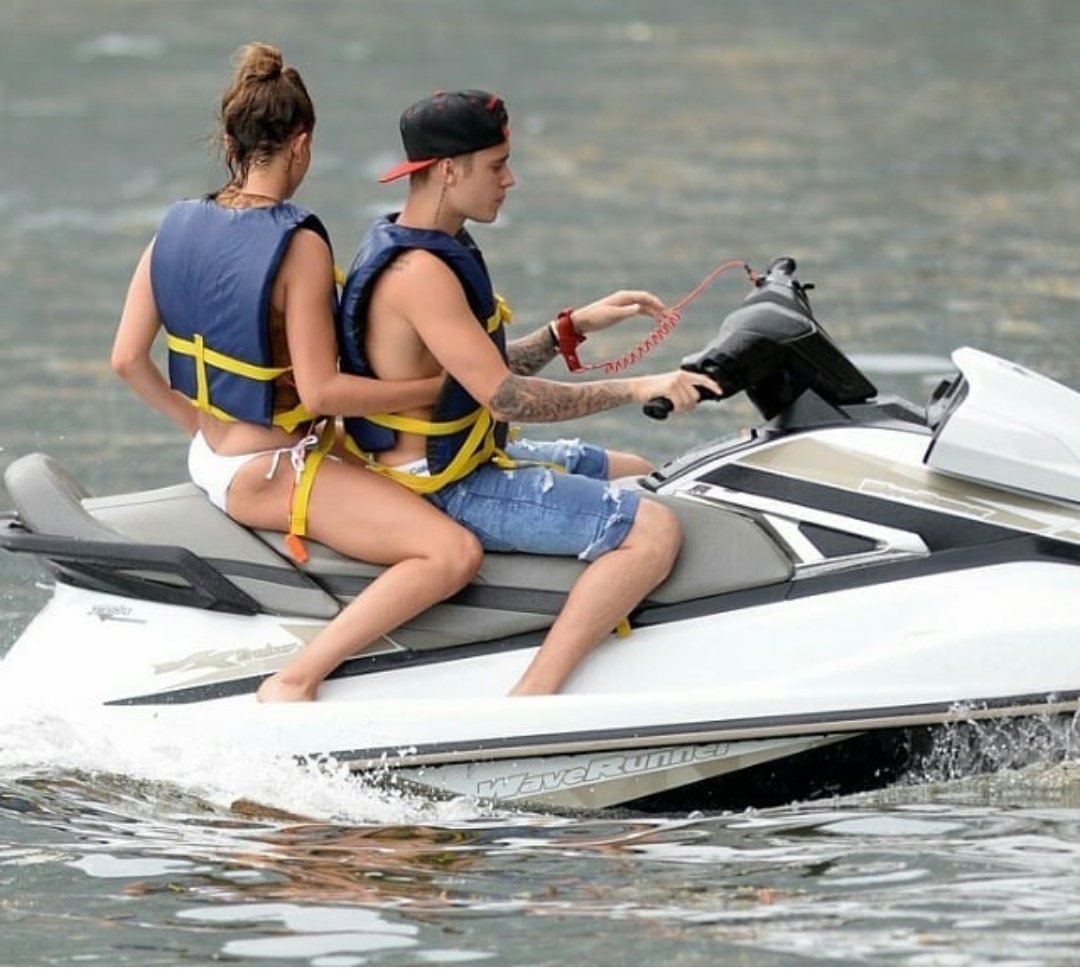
[[509, 500, 680, 695], [606, 449, 654, 478]]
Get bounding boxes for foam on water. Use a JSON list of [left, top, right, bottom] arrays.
[[0, 685, 495, 826], [910, 709, 1080, 787]]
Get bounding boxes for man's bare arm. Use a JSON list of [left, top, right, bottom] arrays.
[[506, 327, 558, 376], [489, 373, 633, 422], [375, 252, 721, 421]]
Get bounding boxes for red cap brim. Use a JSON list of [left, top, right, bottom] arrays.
[[377, 157, 439, 183]]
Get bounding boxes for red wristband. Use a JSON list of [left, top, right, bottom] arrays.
[[554, 306, 586, 372]]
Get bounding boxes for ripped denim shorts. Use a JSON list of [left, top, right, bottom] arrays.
[[426, 438, 640, 561]]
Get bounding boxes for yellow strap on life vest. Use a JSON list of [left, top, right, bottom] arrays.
[[356, 294, 510, 441], [346, 408, 500, 495], [363, 409, 482, 436], [165, 332, 315, 431], [488, 294, 512, 332], [166, 332, 289, 382], [272, 403, 317, 433], [342, 293, 514, 493], [284, 419, 338, 562]]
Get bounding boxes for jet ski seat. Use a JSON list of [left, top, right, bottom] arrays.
[[4, 452, 794, 650], [4, 452, 343, 620]]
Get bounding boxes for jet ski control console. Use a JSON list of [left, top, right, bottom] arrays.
[[646, 256, 877, 421]]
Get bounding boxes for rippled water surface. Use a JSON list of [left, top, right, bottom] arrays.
[[8, 735, 1080, 966], [3, 0, 1080, 964]]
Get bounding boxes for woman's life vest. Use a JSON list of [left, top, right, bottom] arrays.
[[150, 198, 331, 431], [336, 215, 512, 492]]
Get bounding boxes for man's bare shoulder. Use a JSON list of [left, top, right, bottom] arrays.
[[374, 247, 470, 319], [380, 247, 456, 283]]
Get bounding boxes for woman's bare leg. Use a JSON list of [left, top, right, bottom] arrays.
[[225, 454, 482, 701]]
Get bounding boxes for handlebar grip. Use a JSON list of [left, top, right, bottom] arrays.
[[643, 384, 722, 420], [643, 396, 675, 420]]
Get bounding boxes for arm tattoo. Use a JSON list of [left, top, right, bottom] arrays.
[[506, 327, 559, 376], [489, 374, 633, 423]]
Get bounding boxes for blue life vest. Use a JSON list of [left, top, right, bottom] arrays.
[[336, 215, 511, 486], [151, 198, 330, 430]]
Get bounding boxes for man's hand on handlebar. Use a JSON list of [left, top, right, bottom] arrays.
[[636, 370, 722, 418]]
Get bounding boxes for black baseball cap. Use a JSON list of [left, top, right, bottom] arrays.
[[377, 89, 510, 183]]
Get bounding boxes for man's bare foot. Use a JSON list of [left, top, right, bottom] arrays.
[[256, 673, 317, 703]]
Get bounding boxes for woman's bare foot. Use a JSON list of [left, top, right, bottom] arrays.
[[256, 673, 317, 702]]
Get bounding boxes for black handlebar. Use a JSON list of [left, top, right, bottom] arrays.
[[643, 384, 722, 421], [643, 396, 675, 420], [641, 255, 805, 421]]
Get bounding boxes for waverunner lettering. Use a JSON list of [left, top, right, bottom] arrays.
[[477, 743, 727, 799], [89, 604, 144, 624], [153, 641, 296, 675]]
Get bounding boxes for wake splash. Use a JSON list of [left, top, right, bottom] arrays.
[[899, 708, 1080, 802], [0, 688, 492, 826]]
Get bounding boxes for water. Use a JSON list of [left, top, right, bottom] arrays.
[[3, 0, 1080, 963]]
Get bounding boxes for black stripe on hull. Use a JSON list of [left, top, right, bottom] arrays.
[[319, 688, 1080, 768], [702, 463, 1021, 550]]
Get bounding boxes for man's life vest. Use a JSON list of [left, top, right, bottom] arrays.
[[151, 198, 331, 431], [336, 215, 512, 492]]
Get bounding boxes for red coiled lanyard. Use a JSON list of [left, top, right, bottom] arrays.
[[557, 258, 758, 374]]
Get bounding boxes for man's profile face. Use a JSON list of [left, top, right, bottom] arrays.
[[449, 142, 514, 224]]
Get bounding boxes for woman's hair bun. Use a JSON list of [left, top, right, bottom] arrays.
[[233, 42, 283, 83], [216, 42, 315, 188]]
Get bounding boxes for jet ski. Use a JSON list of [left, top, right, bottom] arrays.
[[4, 256, 1080, 813]]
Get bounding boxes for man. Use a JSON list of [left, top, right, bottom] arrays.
[[338, 90, 720, 695]]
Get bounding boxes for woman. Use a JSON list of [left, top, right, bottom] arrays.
[[111, 43, 482, 702]]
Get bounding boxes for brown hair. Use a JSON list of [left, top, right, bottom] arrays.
[[216, 43, 316, 188]]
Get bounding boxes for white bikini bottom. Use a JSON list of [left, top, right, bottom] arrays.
[[188, 430, 326, 513]]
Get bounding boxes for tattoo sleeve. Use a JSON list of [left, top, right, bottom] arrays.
[[506, 326, 559, 376], [489, 373, 634, 423]]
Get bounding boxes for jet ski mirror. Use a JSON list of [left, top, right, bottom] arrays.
[[644, 256, 877, 421]]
